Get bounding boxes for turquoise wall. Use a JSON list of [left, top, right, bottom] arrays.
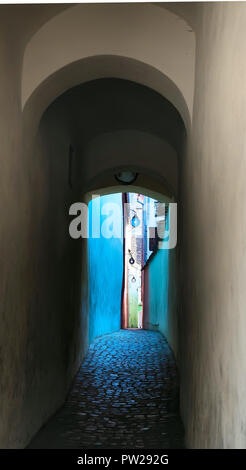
[[143, 247, 178, 357], [88, 194, 123, 344]]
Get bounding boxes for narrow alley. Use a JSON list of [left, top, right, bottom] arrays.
[[1, 1, 246, 452], [28, 330, 184, 449]]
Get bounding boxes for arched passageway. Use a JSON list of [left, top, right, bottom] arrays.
[[40, 75, 184, 350], [2, 4, 188, 449], [1, 2, 246, 450], [24, 67, 185, 445], [28, 182, 181, 449], [17, 49, 186, 447]]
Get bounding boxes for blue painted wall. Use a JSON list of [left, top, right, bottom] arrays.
[[143, 247, 178, 357], [88, 193, 123, 344]]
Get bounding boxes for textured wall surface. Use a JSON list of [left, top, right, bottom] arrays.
[[0, 23, 87, 445], [143, 248, 178, 358], [180, 2, 246, 449], [88, 194, 123, 344], [22, 3, 195, 125], [0, 24, 26, 449], [2, 1, 246, 451]]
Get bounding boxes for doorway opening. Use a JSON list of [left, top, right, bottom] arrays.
[[86, 188, 172, 341]]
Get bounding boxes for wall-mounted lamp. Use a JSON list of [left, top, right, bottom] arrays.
[[115, 170, 138, 185]]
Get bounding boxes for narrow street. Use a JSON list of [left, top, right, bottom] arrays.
[[29, 330, 184, 449]]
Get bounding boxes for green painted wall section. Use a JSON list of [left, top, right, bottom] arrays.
[[128, 278, 139, 328]]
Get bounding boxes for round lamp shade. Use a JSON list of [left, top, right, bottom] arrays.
[[115, 171, 138, 185]]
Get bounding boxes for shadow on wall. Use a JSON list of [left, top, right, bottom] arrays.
[[88, 193, 124, 344], [143, 245, 178, 358]]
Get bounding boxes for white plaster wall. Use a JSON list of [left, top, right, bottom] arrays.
[[0, 22, 26, 449], [22, 4, 195, 127], [3, 1, 246, 451], [0, 21, 88, 447], [180, 2, 246, 449], [84, 130, 178, 194]]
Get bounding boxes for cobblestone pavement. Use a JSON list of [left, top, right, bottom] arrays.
[[29, 330, 184, 449]]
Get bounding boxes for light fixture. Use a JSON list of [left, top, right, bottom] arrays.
[[128, 249, 135, 265], [115, 170, 138, 185]]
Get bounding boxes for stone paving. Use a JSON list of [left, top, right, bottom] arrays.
[[28, 329, 184, 449]]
